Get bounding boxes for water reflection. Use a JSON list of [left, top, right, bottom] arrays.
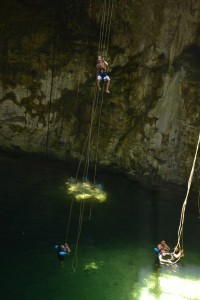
[[66, 178, 107, 202], [132, 264, 200, 299]]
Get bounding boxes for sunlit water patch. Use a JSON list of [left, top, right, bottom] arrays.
[[132, 267, 200, 299], [66, 178, 107, 202]]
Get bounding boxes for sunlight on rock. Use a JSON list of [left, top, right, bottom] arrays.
[[66, 178, 107, 202]]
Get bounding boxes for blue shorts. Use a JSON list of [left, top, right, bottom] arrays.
[[97, 72, 110, 81]]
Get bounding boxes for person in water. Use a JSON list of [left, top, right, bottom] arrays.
[[59, 243, 71, 253], [56, 243, 71, 261], [170, 245, 184, 261], [158, 244, 183, 265], [96, 55, 110, 93], [64, 243, 71, 253], [157, 240, 170, 254]]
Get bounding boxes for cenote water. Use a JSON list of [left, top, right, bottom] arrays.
[[0, 154, 200, 300]]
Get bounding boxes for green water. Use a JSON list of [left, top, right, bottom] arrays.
[[0, 155, 200, 300]]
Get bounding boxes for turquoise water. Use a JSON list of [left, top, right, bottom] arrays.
[[0, 154, 200, 300]]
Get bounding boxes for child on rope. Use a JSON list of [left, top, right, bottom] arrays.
[[96, 55, 110, 93]]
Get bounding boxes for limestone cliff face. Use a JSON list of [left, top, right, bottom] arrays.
[[0, 0, 200, 185]]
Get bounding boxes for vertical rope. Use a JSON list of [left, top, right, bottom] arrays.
[[68, 0, 114, 270], [198, 190, 200, 218], [105, 0, 114, 54], [89, 0, 93, 19], [98, 0, 107, 55], [94, 85, 105, 183], [45, 22, 56, 156], [65, 195, 74, 242], [72, 199, 85, 271], [177, 133, 200, 248], [75, 70, 81, 110], [101, 0, 111, 54], [83, 91, 98, 178], [98, 0, 114, 56], [89, 86, 105, 220], [26, 20, 33, 97]]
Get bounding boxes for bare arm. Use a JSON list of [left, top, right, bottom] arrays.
[[172, 250, 183, 259], [165, 244, 170, 251], [159, 254, 173, 264], [157, 244, 162, 250]]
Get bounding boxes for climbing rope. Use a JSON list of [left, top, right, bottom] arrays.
[[89, 86, 105, 220], [72, 198, 85, 271], [105, 0, 114, 55], [198, 190, 200, 218], [98, 0, 114, 56], [94, 84, 105, 183], [91, 0, 114, 183], [176, 132, 200, 250], [45, 22, 56, 156], [98, 0, 107, 55], [75, 70, 81, 110], [83, 86, 100, 180], [79, 0, 113, 182], [67, 0, 114, 271]]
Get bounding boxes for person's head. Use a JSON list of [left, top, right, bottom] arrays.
[[160, 240, 166, 246], [60, 244, 65, 250], [98, 55, 102, 61], [64, 243, 68, 248]]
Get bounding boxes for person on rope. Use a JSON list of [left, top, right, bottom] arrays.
[[59, 243, 71, 254], [159, 245, 183, 265], [96, 55, 110, 93], [55, 243, 71, 260], [170, 245, 184, 262]]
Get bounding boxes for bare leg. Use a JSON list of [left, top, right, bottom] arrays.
[[97, 78, 102, 90], [106, 78, 110, 93]]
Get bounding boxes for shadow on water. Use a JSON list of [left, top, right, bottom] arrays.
[[0, 154, 200, 300]]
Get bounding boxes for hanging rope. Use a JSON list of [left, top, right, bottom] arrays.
[[75, 0, 114, 218], [78, 0, 114, 181], [176, 132, 200, 249], [91, 0, 114, 182], [98, 0, 114, 57], [88, 86, 105, 220], [72, 198, 85, 271], [98, 0, 107, 55], [105, 0, 114, 54], [45, 22, 56, 156], [75, 70, 81, 110], [67, 1, 114, 271], [82, 86, 100, 180], [89, 0, 93, 19], [198, 190, 200, 218], [26, 16, 33, 98], [94, 84, 105, 183]]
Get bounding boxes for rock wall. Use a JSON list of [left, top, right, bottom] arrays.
[[0, 0, 200, 185]]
